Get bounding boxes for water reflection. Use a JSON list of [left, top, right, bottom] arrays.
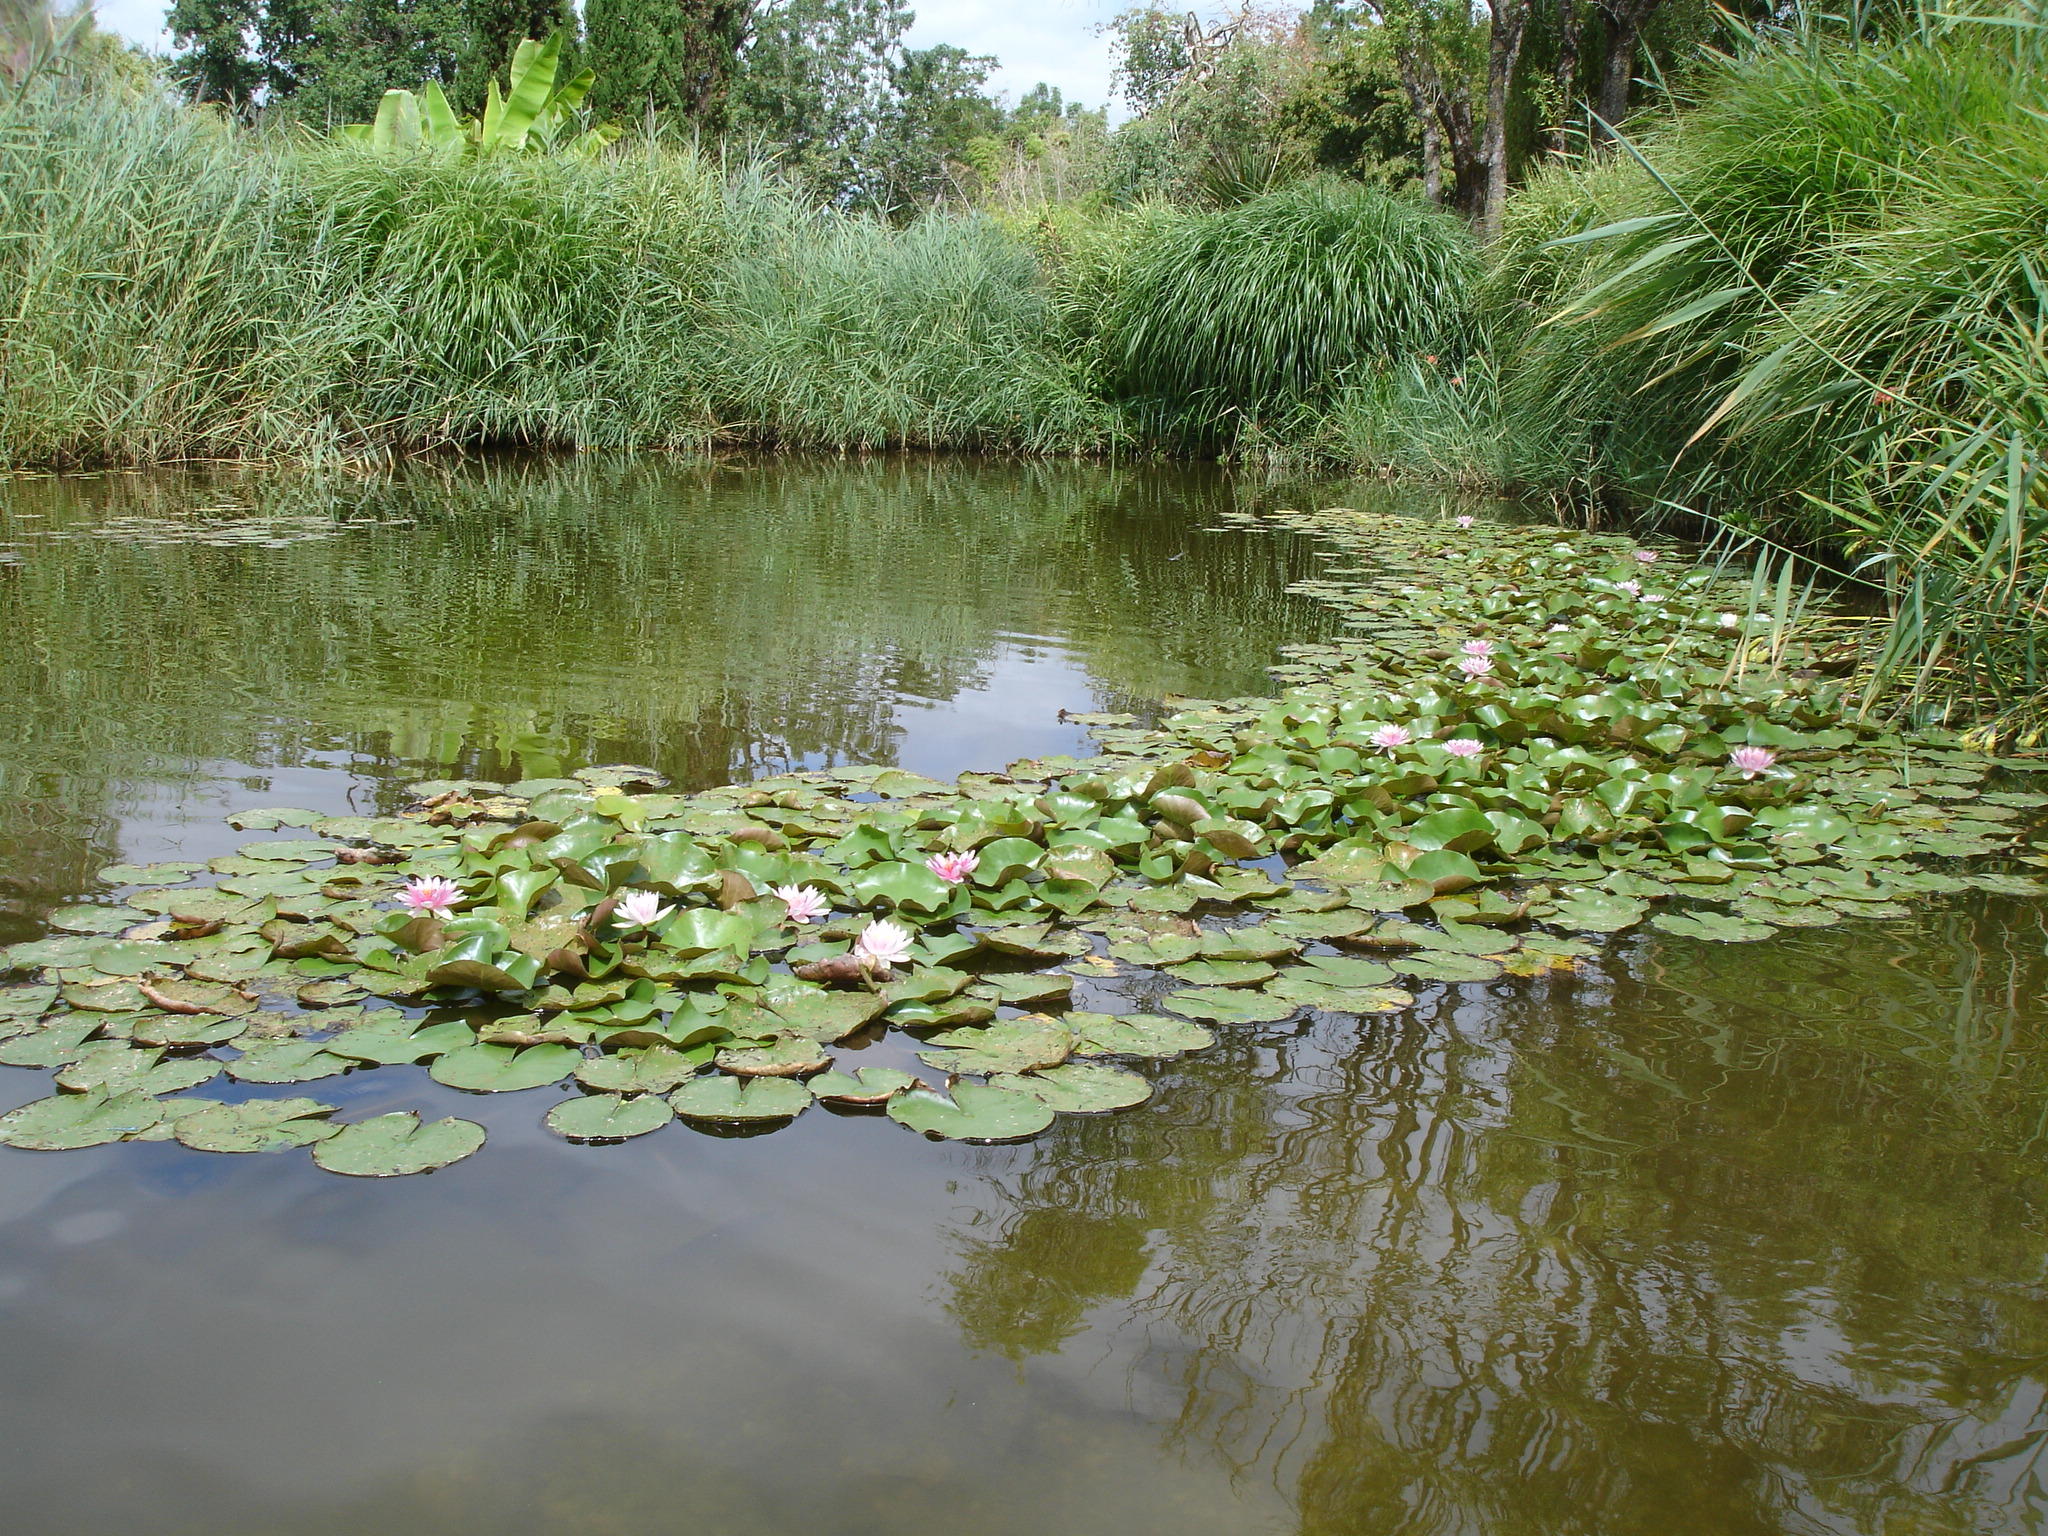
[[0, 455, 1338, 934], [940, 899, 2048, 1534]]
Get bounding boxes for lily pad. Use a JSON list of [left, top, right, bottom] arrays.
[[918, 1019, 1072, 1075], [1291, 954, 1397, 987], [0, 1018, 101, 1067], [312, 1113, 487, 1176], [971, 973, 1074, 1007], [1650, 911, 1775, 943], [1067, 1012, 1215, 1058], [5, 934, 110, 970], [808, 1066, 918, 1104], [981, 925, 1091, 961], [1387, 952, 1503, 983], [429, 1042, 582, 1093], [1161, 959, 1277, 988], [546, 1093, 675, 1140], [174, 1097, 340, 1153], [1548, 892, 1649, 932], [48, 905, 145, 936], [84, 939, 198, 976], [1161, 988, 1299, 1025], [137, 978, 259, 1016], [763, 988, 888, 1042], [996, 1062, 1152, 1113], [61, 980, 150, 1013], [325, 1017, 474, 1064], [715, 1035, 831, 1078], [574, 1045, 708, 1094], [1198, 926, 1299, 962], [1265, 976, 1415, 1013], [0, 1090, 163, 1150], [668, 1074, 810, 1121], [226, 1039, 355, 1083], [55, 1044, 220, 1096], [888, 1080, 1054, 1142]]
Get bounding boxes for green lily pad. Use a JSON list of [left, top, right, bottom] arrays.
[[1388, 952, 1503, 983], [296, 979, 364, 1008], [226, 1039, 355, 1083], [1651, 911, 1775, 943], [126, 1015, 246, 1056], [546, 1093, 675, 1140], [668, 1074, 810, 1121], [1292, 954, 1397, 987], [1733, 897, 1842, 927], [0, 983, 59, 1018], [85, 939, 198, 976], [0, 1018, 100, 1067], [97, 861, 204, 886], [1067, 1012, 1215, 1058], [1161, 988, 1299, 1024], [6, 934, 110, 970], [1971, 873, 2047, 897], [55, 1043, 221, 1095], [1198, 926, 1299, 962], [971, 972, 1074, 1007], [137, 978, 258, 1016], [175, 1097, 340, 1153], [763, 988, 888, 1042], [885, 995, 998, 1029], [62, 981, 150, 1013], [808, 1066, 918, 1104], [574, 1045, 708, 1094], [1105, 934, 1201, 966], [888, 1080, 1055, 1142], [324, 1017, 473, 1064], [1548, 892, 1649, 932], [1265, 976, 1415, 1012], [0, 1089, 163, 1150], [996, 1062, 1152, 1113], [918, 1019, 1073, 1075], [429, 1042, 582, 1093], [715, 1035, 831, 1077], [1161, 959, 1278, 988], [238, 839, 339, 862], [48, 905, 145, 936], [312, 1113, 487, 1176], [980, 924, 1091, 960]]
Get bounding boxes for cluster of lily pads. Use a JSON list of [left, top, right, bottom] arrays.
[[1, 508, 2042, 1175]]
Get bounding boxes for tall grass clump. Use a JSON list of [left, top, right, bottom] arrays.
[[1487, 4, 2048, 734], [1107, 179, 1477, 443]]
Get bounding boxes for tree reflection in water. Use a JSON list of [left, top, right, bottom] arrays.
[[941, 898, 2048, 1535]]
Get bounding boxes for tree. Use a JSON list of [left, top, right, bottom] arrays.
[[585, 0, 748, 127], [166, 0, 265, 106], [291, 0, 468, 124], [459, 0, 578, 114], [732, 0, 911, 203], [878, 42, 1000, 205]]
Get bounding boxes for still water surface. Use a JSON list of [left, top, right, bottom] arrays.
[[0, 457, 2042, 1535]]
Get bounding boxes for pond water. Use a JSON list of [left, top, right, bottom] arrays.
[[0, 457, 2043, 1535]]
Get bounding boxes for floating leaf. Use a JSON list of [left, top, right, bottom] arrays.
[[972, 973, 1074, 1007], [1291, 954, 1396, 987], [0, 1018, 100, 1067], [715, 1035, 830, 1077], [546, 1093, 674, 1140], [138, 978, 258, 1016], [1106, 934, 1201, 966], [918, 1019, 1072, 1075], [1161, 959, 1277, 988], [56, 1043, 220, 1095], [1068, 1012, 1215, 1058], [764, 988, 888, 1042], [1265, 976, 1415, 1012], [1388, 952, 1503, 983], [574, 1045, 707, 1094], [48, 905, 144, 935], [1161, 988, 1298, 1024], [808, 1066, 918, 1104], [1198, 926, 1299, 962], [1651, 911, 1774, 943], [62, 981, 150, 1013], [996, 1062, 1152, 1113], [6, 934, 113, 970], [227, 1038, 355, 1083], [313, 1113, 486, 1176], [429, 1042, 581, 1092], [668, 1074, 810, 1121], [325, 1017, 473, 1064], [1548, 892, 1649, 932], [0, 1090, 163, 1150], [85, 939, 198, 976], [888, 1081, 1054, 1142], [175, 1098, 340, 1153]]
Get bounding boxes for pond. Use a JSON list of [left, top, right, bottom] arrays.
[[0, 456, 2042, 1535]]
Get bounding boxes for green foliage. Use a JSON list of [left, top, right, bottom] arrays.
[[584, 0, 746, 126], [1108, 178, 1476, 431]]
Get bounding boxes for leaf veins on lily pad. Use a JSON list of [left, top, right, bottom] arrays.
[[1548, 892, 1649, 932], [312, 1113, 486, 1176], [887, 1081, 1054, 1142], [429, 1042, 581, 1093], [227, 1038, 355, 1083], [1651, 911, 1775, 943], [668, 1074, 810, 1121], [546, 1093, 674, 1141], [996, 1062, 1152, 1113], [1161, 988, 1299, 1025], [808, 1066, 918, 1104], [174, 1097, 340, 1153], [0, 1089, 163, 1150], [1067, 1012, 1214, 1058]]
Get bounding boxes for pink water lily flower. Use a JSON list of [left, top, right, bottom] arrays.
[[853, 918, 915, 971], [774, 884, 829, 924], [926, 850, 979, 885], [1368, 723, 1415, 751], [1454, 515, 1475, 529], [613, 890, 672, 930], [1617, 579, 1642, 597], [1461, 639, 1494, 656], [1634, 549, 1660, 564], [399, 876, 461, 916], [1728, 746, 1777, 779], [1442, 738, 1485, 759], [1457, 654, 1494, 678], [1641, 593, 1667, 604]]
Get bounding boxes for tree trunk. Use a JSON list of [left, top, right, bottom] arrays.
[[1421, 116, 1442, 205], [1480, 0, 1531, 242], [1553, 0, 1580, 152], [1596, 0, 1647, 131]]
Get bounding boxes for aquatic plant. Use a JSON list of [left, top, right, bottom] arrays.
[[0, 512, 2039, 1172]]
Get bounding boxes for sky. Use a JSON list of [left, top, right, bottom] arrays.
[[91, 0, 1133, 112]]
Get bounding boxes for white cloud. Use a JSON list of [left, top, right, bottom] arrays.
[[92, 0, 171, 51]]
